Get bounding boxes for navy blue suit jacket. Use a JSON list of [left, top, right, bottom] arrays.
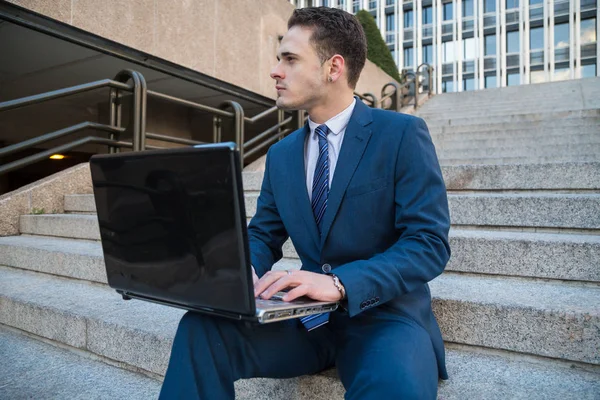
[[247, 98, 451, 379]]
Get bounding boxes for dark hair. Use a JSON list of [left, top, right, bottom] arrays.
[[288, 7, 367, 88]]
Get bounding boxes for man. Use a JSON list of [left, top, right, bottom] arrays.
[[160, 7, 450, 399]]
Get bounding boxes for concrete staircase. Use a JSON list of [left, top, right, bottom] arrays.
[[2, 78, 600, 398]]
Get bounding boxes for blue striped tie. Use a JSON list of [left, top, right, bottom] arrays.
[[301, 124, 330, 331]]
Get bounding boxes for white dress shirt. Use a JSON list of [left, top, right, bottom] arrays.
[[305, 98, 356, 200]]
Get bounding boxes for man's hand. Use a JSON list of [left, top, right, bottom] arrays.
[[254, 270, 343, 302], [251, 266, 259, 285]]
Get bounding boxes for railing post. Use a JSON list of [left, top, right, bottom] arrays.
[[291, 110, 305, 130], [108, 88, 122, 153], [213, 115, 222, 143], [381, 82, 400, 112], [363, 93, 379, 108], [113, 70, 147, 151], [220, 101, 245, 162], [277, 109, 285, 141]]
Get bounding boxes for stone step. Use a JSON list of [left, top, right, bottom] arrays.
[[20, 213, 99, 240], [417, 105, 600, 119], [436, 143, 600, 159], [1, 266, 598, 366], [427, 114, 600, 133], [282, 229, 600, 282], [0, 326, 162, 399], [5, 225, 599, 284], [64, 194, 96, 213], [244, 163, 600, 191], [431, 131, 599, 147], [418, 110, 600, 127], [437, 154, 600, 165], [245, 192, 600, 230], [0, 235, 106, 283], [2, 326, 599, 400]]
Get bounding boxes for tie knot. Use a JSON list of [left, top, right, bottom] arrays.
[[315, 124, 329, 139]]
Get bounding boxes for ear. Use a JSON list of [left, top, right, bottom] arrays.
[[328, 54, 345, 83]]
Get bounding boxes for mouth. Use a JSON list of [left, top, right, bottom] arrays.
[[275, 85, 285, 91]]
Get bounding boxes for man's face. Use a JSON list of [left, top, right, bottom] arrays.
[[270, 26, 329, 110]]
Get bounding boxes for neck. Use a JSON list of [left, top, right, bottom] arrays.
[[307, 91, 355, 124]]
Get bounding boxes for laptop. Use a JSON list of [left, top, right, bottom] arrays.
[[89, 142, 338, 323]]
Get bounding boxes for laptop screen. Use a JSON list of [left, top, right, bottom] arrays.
[[90, 144, 255, 316]]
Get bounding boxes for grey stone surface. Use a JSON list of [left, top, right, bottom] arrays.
[[0, 235, 106, 283], [64, 194, 96, 213], [243, 170, 264, 191], [245, 163, 600, 191], [442, 162, 600, 190], [428, 116, 600, 135], [0, 265, 183, 376], [438, 154, 600, 165], [282, 229, 600, 282], [448, 193, 600, 229], [420, 109, 600, 127], [20, 213, 100, 240], [446, 229, 600, 282], [430, 273, 600, 365], [0, 326, 162, 400], [248, 192, 600, 229], [434, 131, 599, 150], [436, 143, 600, 161]]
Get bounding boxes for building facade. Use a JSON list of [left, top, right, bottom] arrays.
[[290, 0, 598, 93]]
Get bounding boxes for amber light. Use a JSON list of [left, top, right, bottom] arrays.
[[49, 154, 65, 160]]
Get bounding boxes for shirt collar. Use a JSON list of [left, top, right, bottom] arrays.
[[307, 98, 357, 137]]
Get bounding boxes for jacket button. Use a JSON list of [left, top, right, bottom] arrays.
[[375, 297, 380, 302], [322, 263, 332, 273], [360, 302, 366, 309]]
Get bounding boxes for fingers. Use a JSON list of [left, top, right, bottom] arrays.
[[282, 285, 310, 302], [251, 266, 259, 285], [254, 270, 299, 298]]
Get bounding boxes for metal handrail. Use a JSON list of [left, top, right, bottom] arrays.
[[0, 136, 133, 175], [1, 66, 417, 178], [0, 79, 132, 112]]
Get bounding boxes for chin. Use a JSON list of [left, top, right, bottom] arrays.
[[276, 96, 304, 111]]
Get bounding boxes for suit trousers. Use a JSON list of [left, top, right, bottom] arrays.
[[159, 309, 439, 400]]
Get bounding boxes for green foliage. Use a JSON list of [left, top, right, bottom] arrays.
[[31, 207, 45, 215], [356, 10, 401, 82]]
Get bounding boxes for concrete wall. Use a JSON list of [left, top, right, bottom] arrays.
[[8, 0, 396, 99]]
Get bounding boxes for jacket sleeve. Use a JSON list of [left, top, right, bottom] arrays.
[[333, 116, 451, 317], [247, 148, 289, 277]]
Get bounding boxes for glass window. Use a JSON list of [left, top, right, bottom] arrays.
[[530, 70, 545, 83], [442, 80, 454, 93], [404, 10, 413, 28], [581, 19, 597, 45], [506, 0, 518, 9], [507, 72, 520, 86], [422, 7, 433, 24], [443, 41, 456, 63], [530, 27, 544, 50], [323, 0, 329, 6], [422, 44, 433, 64], [338, 0, 346, 8], [404, 47, 414, 66], [582, 64, 597, 78], [553, 67, 570, 81], [485, 75, 497, 88], [353, 0, 360, 13], [463, 37, 476, 60], [463, 77, 475, 91], [386, 0, 395, 5], [386, 13, 395, 31], [554, 23, 569, 48], [391, 49, 396, 64], [529, 0, 543, 4], [484, 0, 496, 13], [443, 3, 453, 20], [462, 0, 474, 17], [485, 34, 496, 56], [507, 30, 520, 53], [369, 0, 378, 9]]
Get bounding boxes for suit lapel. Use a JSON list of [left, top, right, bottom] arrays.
[[319, 100, 373, 248], [289, 124, 321, 249]]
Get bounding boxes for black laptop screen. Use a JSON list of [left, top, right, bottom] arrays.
[[90, 145, 254, 316]]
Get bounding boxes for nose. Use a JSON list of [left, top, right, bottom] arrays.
[[270, 62, 284, 81]]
